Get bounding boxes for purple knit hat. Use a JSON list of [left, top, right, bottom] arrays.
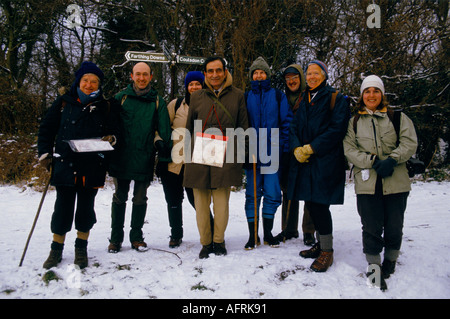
[[307, 60, 328, 80]]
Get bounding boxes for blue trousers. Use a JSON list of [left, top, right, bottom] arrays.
[[245, 168, 281, 222]]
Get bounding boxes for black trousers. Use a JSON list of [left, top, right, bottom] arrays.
[[51, 185, 98, 235], [160, 167, 195, 239], [304, 201, 332, 236], [356, 177, 409, 256]]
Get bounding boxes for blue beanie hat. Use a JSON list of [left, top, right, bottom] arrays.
[[307, 60, 328, 80], [75, 61, 104, 85], [184, 71, 205, 88]]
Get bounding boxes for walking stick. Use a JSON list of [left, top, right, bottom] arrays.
[[19, 169, 52, 267], [252, 154, 258, 248], [283, 200, 291, 243]]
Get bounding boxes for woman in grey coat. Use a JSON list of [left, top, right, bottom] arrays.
[[343, 75, 418, 291]]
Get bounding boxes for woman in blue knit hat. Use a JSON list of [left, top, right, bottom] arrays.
[[38, 61, 120, 269], [157, 71, 214, 248]]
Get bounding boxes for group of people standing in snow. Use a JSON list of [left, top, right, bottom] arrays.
[[37, 55, 418, 291]]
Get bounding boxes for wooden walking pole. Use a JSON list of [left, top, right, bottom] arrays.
[[19, 170, 52, 267], [252, 154, 258, 248], [283, 200, 291, 243]]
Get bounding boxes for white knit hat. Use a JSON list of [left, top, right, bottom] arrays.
[[360, 75, 385, 95]]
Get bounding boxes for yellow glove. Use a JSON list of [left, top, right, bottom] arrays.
[[294, 144, 314, 163], [294, 147, 309, 163], [303, 144, 314, 155]]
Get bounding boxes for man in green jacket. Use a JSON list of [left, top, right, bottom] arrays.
[[108, 62, 172, 253]]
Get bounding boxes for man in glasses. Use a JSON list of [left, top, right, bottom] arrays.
[[275, 64, 316, 247]]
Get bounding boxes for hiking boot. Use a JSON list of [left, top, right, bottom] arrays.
[[131, 241, 148, 252], [108, 242, 122, 253], [310, 250, 333, 272], [43, 243, 63, 269], [199, 243, 214, 259], [381, 259, 396, 278], [169, 237, 182, 248], [213, 242, 227, 256], [303, 233, 316, 246], [74, 247, 88, 269], [299, 242, 321, 259]]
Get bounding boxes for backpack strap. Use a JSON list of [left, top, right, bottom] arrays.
[[352, 113, 360, 134], [121, 94, 127, 106], [330, 91, 338, 111], [174, 97, 183, 114]]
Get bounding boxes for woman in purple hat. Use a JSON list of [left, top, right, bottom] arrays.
[[287, 60, 350, 272]]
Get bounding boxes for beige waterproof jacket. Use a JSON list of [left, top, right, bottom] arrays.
[[343, 107, 418, 195], [183, 72, 249, 189], [167, 97, 190, 175]]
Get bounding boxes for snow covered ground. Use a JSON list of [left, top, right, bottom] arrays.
[[0, 178, 449, 301]]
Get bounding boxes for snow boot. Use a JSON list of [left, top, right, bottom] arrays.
[[244, 221, 261, 250], [213, 242, 227, 256], [74, 238, 88, 269], [299, 241, 321, 258], [310, 250, 333, 272], [43, 242, 64, 269], [263, 218, 280, 247], [381, 259, 396, 278], [199, 243, 214, 259]]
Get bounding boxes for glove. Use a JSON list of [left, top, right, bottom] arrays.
[[155, 140, 171, 158], [373, 157, 397, 178], [302, 144, 314, 155], [101, 135, 116, 146], [294, 144, 314, 163], [39, 153, 52, 171]]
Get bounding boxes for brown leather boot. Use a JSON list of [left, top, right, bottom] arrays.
[[74, 247, 88, 269], [310, 250, 333, 272], [43, 250, 62, 269], [43, 244, 63, 269]]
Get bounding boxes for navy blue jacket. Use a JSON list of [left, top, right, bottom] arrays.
[[287, 84, 350, 205], [38, 91, 120, 188]]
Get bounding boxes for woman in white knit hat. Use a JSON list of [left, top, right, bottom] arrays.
[[343, 75, 418, 291]]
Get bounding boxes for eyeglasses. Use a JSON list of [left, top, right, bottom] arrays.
[[285, 75, 299, 82]]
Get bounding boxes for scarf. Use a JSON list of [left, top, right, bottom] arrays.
[[133, 83, 151, 97]]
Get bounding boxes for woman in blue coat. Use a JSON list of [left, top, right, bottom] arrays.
[[244, 57, 292, 249], [287, 61, 350, 272]]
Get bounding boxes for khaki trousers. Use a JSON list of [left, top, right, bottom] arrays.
[[193, 187, 230, 246]]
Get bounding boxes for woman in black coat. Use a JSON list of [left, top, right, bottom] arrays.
[[38, 61, 120, 269], [287, 61, 350, 272]]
